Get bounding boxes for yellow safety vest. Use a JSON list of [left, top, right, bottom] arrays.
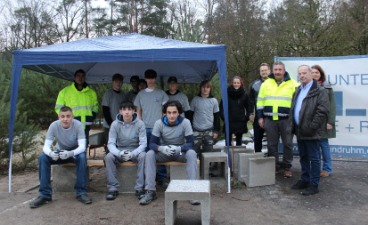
[[55, 83, 98, 127], [257, 73, 298, 120]]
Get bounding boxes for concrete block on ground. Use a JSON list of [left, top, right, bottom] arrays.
[[247, 157, 275, 187], [201, 152, 227, 180], [237, 153, 264, 182], [52, 165, 89, 192], [237, 153, 275, 187], [222, 146, 255, 178], [165, 180, 211, 225]]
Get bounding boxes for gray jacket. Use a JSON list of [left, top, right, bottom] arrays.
[[289, 80, 329, 140]]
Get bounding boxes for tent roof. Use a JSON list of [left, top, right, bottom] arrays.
[[14, 33, 226, 84]]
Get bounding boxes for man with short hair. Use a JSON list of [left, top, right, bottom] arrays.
[[55, 69, 98, 146], [102, 73, 125, 150], [30, 106, 91, 208], [257, 62, 298, 177], [249, 63, 270, 152], [125, 75, 140, 103], [104, 101, 147, 200], [290, 65, 329, 195], [165, 76, 191, 118], [134, 69, 169, 188], [139, 101, 198, 205]]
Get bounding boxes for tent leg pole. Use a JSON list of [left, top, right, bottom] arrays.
[[227, 166, 231, 193]]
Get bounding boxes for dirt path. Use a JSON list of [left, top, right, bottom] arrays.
[[1, 158, 367, 225]]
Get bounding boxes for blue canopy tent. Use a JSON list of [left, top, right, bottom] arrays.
[[9, 33, 231, 192]]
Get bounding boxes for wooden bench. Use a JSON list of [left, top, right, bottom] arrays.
[[52, 160, 199, 193]]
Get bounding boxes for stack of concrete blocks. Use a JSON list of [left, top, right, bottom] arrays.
[[165, 180, 211, 225], [200, 152, 228, 180], [52, 165, 89, 192], [238, 152, 275, 187], [222, 146, 255, 179]]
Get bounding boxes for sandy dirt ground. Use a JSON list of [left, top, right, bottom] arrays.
[[1, 149, 368, 225]]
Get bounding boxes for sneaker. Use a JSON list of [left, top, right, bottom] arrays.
[[189, 200, 201, 205], [291, 180, 309, 190], [320, 171, 330, 177], [135, 189, 145, 199], [76, 194, 92, 204], [139, 191, 157, 205], [301, 186, 319, 196], [283, 168, 292, 178], [30, 196, 52, 208], [106, 191, 119, 201]]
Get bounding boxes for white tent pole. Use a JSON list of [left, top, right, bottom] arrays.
[[8, 150, 12, 192]]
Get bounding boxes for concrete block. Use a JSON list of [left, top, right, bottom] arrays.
[[201, 152, 227, 180], [237, 153, 275, 187], [247, 157, 275, 187], [222, 146, 255, 178], [237, 153, 264, 182], [165, 180, 211, 225], [52, 165, 89, 192]]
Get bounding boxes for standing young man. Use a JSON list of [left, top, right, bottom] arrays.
[[104, 101, 147, 200], [134, 69, 169, 188], [190, 80, 220, 155], [165, 76, 191, 118], [55, 69, 98, 146], [125, 75, 140, 103], [30, 106, 91, 208], [102, 73, 125, 150], [249, 63, 270, 152], [140, 101, 198, 205]]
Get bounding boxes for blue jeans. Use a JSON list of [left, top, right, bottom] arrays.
[[297, 139, 321, 186], [319, 138, 332, 174], [146, 128, 167, 182], [38, 152, 88, 198]]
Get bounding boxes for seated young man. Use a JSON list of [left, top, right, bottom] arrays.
[[105, 101, 147, 200], [30, 106, 91, 208], [139, 100, 198, 205]]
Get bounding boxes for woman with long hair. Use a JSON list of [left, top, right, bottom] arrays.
[[311, 65, 336, 177], [220, 76, 251, 146]]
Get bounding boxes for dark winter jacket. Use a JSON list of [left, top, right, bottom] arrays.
[[289, 80, 329, 140], [220, 85, 251, 134], [248, 77, 265, 117]]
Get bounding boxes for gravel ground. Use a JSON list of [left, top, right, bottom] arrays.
[[0, 156, 367, 225]]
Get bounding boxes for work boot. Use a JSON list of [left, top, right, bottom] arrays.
[[76, 194, 92, 204], [30, 196, 52, 208], [139, 191, 157, 205], [291, 180, 309, 190], [301, 186, 319, 196]]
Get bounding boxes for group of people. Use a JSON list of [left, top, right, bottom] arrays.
[[30, 69, 220, 208], [219, 62, 335, 196], [30, 62, 335, 209]]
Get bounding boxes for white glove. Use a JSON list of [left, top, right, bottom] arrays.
[[169, 145, 181, 155], [49, 151, 59, 161], [159, 146, 175, 156], [122, 151, 133, 161], [59, 150, 74, 160]]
